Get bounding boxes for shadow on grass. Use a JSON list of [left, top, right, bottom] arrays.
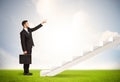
[[54, 73, 90, 78], [18, 72, 24, 76]]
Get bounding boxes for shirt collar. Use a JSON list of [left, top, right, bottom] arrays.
[[24, 28, 29, 33]]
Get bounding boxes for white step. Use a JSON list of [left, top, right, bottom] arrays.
[[40, 35, 120, 76], [40, 69, 50, 76]]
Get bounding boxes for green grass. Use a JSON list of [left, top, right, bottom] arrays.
[[0, 70, 120, 82]]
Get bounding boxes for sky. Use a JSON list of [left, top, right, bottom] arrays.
[[0, 0, 120, 69]]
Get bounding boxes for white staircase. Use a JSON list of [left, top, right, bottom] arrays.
[[40, 32, 120, 77]]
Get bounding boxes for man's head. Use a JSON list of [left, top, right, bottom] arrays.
[[22, 20, 29, 28]]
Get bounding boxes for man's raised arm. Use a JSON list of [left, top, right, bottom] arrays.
[[30, 20, 47, 32]]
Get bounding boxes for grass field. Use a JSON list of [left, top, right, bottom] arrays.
[[0, 70, 120, 82]]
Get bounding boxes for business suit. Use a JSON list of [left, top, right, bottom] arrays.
[[20, 24, 43, 74]]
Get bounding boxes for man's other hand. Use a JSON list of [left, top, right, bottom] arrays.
[[24, 51, 27, 55], [41, 19, 47, 25]]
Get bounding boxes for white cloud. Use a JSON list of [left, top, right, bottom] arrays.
[[70, 52, 120, 70], [0, 48, 21, 69], [30, 0, 120, 70]]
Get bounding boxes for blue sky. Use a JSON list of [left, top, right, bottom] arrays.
[[0, 0, 40, 56], [0, 0, 120, 69]]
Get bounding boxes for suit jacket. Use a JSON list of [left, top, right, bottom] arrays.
[[20, 24, 43, 51]]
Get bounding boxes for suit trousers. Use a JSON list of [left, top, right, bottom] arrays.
[[23, 48, 32, 73]]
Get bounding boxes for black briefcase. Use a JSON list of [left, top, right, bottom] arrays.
[[19, 54, 31, 64]]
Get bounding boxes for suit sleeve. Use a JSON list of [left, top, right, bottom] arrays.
[[30, 24, 43, 32], [20, 32, 26, 51]]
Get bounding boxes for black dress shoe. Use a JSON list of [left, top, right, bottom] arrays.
[[24, 73, 32, 75]]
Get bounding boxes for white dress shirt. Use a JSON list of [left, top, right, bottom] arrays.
[[24, 28, 29, 33]]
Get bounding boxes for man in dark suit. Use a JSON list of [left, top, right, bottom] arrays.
[[20, 20, 46, 75]]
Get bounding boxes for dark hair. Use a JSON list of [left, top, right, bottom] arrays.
[[22, 20, 28, 26]]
